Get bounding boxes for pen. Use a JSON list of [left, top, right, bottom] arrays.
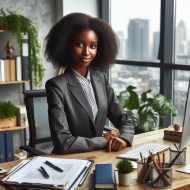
[[39, 166, 49, 178], [45, 161, 63, 172]]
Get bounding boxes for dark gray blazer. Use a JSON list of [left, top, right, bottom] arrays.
[[45, 67, 134, 154]]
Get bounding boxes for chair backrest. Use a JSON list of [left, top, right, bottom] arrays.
[[23, 89, 53, 154]]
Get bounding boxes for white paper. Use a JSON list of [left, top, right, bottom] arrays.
[[3, 156, 89, 188]]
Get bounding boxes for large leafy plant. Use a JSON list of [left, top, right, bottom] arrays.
[[0, 9, 44, 87], [117, 85, 178, 133]]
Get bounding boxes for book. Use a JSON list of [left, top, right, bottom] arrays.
[[4, 59, 11, 82], [2, 156, 93, 189], [16, 56, 22, 81], [21, 37, 30, 80], [163, 127, 182, 142], [4, 131, 14, 162], [94, 164, 117, 190], [10, 59, 16, 81], [0, 59, 5, 82], [15, 104, 28, 126], [163, 133, 181, 142], [0, 132, 6, 163]]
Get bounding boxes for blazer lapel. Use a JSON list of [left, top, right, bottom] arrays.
[[65, 68, 95, 123]]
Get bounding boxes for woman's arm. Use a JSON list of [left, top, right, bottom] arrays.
[[103, 73, 135, 150]]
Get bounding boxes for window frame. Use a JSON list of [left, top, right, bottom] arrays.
[[100, 0, 190, 127]]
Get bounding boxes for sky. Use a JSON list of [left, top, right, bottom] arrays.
[[110, 0, 190, 40]]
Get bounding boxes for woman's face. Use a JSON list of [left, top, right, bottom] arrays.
[[71, 29, 98, 72]]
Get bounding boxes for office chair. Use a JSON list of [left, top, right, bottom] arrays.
[[20, 89, 53, 157]]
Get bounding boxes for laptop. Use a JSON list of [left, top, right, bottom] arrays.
[[176, 78, 190, 173]]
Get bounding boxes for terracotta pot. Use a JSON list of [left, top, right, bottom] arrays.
[[0, 116, 17, 129], [118, 172, 131, 186]]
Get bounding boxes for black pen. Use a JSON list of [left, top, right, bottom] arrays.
[[45, 160, 63, 172], [39, 166, 49, 178]]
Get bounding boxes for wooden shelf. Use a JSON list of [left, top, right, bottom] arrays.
[[0, 126, 28, 132], [0, 80, 30, 85]]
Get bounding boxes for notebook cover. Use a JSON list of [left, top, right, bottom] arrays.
[[94, 164, 117, 190], [0, 132, 6, 163], [5, 131, 14, 162]]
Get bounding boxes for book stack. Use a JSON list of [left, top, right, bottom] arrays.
[[94, 164, 117, 190], [163, 127, 182, 142], [0, 131, 14, 163], [0, 57, 24, 82]]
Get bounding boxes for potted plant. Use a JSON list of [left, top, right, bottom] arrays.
[[0, 101, 17, 129], [117, 85, 178, 134], [0, 9, 44, 87], [116, 158, 133, 186]]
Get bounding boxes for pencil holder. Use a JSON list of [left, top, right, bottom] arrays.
[[169, 147, 186, 165], [150, 163, 172, 189], [137, 161, 151, 183]]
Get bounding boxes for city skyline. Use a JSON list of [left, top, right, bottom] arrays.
[[111, 0, 190, 41], [116, 18, 190, 61]]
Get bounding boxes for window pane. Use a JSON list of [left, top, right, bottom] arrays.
[[110, 64, 160, 95], [174, 70, 190, 125], [175, 0, 190, 65], [110, 0, 161, 62]]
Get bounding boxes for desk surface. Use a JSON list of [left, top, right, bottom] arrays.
[[0, 129, 189, 190]]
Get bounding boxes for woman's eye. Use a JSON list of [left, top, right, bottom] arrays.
[[90, 44, 97, 49], [75, 41, 84, 47]]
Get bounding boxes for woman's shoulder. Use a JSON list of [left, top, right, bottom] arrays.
[[45, 73, 67, 87], [91, 69, 108, 81]]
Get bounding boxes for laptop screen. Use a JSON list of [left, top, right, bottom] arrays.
[[179, 78, 190, 151]]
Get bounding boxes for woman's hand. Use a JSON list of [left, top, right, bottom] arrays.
[[103, 130, 120, 141], [108, 137, 127, 152]]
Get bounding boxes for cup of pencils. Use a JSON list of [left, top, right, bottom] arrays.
[[147, 152, 172, 188], [169, 145, 186, 165], [137, 155, 152, 183]]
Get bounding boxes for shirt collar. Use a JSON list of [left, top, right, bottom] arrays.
[[71, 68, 91, 82]]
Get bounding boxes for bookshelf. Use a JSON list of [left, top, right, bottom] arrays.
[[0, 80, 30, 85], [0, 126, 28, 132], [0, 30, 31, 163]]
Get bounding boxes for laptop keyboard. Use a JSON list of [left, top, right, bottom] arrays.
[[117, 143, 169, 161]]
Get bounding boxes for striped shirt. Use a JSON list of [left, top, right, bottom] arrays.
[[72, 68, 98, 121]]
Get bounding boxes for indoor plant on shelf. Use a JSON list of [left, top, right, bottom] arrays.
[[116, 158, 133, 186], [117, 85, 178, 134], [0, 101, 17, 129], [0, 9, 44, 87]]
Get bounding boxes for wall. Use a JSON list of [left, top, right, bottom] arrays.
[[63, 0, 98, 17], [0, 0, 57, 152], [0, 0, 56, 104], [0, 0, 98, 155]]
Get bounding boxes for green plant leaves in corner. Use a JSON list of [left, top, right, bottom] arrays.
[[117, 85, 178, 133], [0, 9, 44, 87], [117, 85, 140, 110], [153, 94, 178, 117]]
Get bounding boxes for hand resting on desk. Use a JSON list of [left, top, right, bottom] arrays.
[[103, 130, 127, 152]]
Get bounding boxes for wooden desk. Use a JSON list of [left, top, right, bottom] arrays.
[[0, 129, 189, 190]]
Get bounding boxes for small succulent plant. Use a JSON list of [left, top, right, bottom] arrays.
[[116, 158, 133, 174]]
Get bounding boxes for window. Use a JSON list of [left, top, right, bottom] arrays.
[[175, 0, 190, 65], [102, 0, 190, 128], [110, 0, 160, 62]]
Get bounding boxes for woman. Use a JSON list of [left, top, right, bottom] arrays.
[[45, 12, 134, 154]]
